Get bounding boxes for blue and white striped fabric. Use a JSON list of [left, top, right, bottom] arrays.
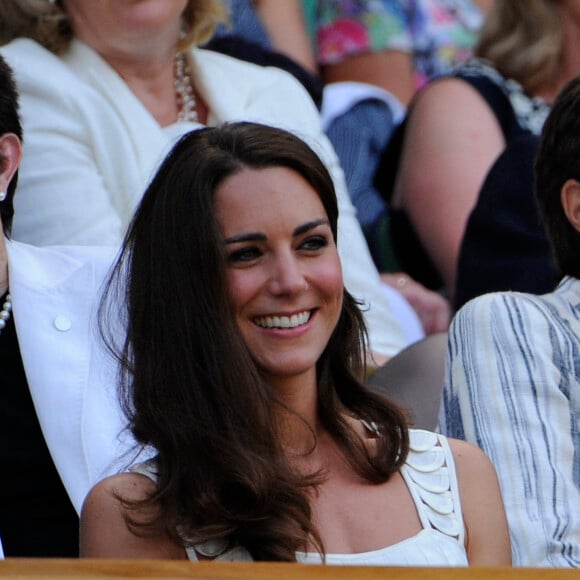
[[440, 277, 580, 566]]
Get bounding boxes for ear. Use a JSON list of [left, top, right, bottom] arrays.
[[561, 178, 580, 233], [0, 133, 22, 194]]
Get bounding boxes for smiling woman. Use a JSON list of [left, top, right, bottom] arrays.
[[215, 165, 343, 386], [81, 122, 511, 566]]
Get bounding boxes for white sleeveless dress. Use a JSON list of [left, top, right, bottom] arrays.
[[130, 429, 468, 566]]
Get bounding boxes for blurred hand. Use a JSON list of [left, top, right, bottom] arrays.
[[381, 272, 451, 335]]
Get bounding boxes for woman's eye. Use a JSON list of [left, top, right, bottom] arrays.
[[227, 247, 262, 264], [300, 235, 329, 251]]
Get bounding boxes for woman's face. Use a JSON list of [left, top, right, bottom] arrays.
[[62, 0, 188, 53], [214, 166, 343, 386]]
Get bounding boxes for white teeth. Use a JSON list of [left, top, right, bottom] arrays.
[[254, 311, 311, 329]]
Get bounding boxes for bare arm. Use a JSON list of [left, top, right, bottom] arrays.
[[80, 473, 185, 559], [252, 0, 317, 74], [449, 438, 512, 566], [392, 78, 506, 297]]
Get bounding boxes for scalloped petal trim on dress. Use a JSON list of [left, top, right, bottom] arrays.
[[401, 430, 464, 542]]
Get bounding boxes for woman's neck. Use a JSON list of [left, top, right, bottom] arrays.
[[558, 35, 580, 100], [107, 50, 181, 127], [473, 0, 493, 14], [72, 17, 181, 126], [268, 370, 321, 454], [541, 6, 580, 103]]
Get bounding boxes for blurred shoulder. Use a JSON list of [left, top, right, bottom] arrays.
[[82, 471, 156, 515], [447, 437, 494, 473], [410, 75, 495, 117], [193, 46, 306, 89], [452, 289, 547, 328]]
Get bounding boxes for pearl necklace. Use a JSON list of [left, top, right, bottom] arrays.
[[174, 51, 198, 124], [0, 292, 11, 336]]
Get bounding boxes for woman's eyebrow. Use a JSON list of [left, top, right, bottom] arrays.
[[224, 232, 267, 244], [224, 219, 330, 244], [293, 219, 330, 237]]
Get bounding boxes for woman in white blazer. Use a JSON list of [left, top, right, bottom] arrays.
[[0, 0, 415, 364], [0, 55, 128, 557]]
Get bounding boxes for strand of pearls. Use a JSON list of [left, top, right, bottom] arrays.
[[174, 52, 198, 124], [0, 293, 12, 336]]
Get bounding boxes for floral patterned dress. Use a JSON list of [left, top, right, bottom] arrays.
[[303, 0, 486, 88]]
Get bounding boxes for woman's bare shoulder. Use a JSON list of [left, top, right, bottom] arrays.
[[446, 437, 512, 565], [447, 437, 492, 467], [80, 472, 185, 559]]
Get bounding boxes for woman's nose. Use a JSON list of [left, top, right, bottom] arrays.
[[267, 253, 308, 295]]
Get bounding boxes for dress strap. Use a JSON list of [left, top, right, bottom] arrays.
[[129, 459, 158, 482], [401, 430, 465, 545]]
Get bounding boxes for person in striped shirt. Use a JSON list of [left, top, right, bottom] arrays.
[[441, 74, 580, 567]]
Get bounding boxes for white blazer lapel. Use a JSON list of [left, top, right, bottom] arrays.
[[189, 48, 255, 123], [62, 40, 175, 217]]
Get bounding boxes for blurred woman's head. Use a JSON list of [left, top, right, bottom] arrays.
[[475, 0, 562, 95], [0, 0, 228, 54]]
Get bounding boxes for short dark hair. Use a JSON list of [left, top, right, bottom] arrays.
[[102, 122, 408, 561], [535, 76, 580, 279], [0, 55, 22, 235]]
